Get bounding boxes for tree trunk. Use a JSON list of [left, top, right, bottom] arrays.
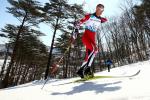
[[1, 12, 28, 88], [0, 43, 9, 80], [44, 17, 59, 80]]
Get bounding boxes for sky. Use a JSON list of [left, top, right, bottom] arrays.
[[0, 0, 141, 46]]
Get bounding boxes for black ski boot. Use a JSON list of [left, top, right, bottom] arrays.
[[84, 67, 94, 78], [77, 67, 85, 78]]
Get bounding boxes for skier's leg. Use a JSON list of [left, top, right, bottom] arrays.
[[77, 62, 87, 78], [84, 44, 98, 77], [77, 30, 95, 78], [77, 48, 94, 78], [108, 65, 110, 72], [84, 30, 97, 76], [84, 49, 93, 73], [77, 48, 88, 78], [84, 49, 95, 76]]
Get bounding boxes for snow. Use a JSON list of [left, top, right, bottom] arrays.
[[0, 59, 10, 70], [0, 60, 3, 67], [0, 60, 150, 100], [0, 59, 4, 69]]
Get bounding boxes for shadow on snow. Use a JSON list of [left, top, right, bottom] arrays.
[[52, 81, 122, 95]]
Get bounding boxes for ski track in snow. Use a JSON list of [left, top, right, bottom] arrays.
[[0, 60, 150, 100]]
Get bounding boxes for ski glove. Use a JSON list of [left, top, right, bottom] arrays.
[[70, 28, 79, 45], [72, 28, 79, 40]]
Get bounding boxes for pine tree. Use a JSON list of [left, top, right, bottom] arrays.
[[42, 0, 75, 79], [1, 0, 44, 88], [0, 24, 48, 88], [53, 4, 85, 78]]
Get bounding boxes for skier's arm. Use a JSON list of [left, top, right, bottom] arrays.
[[72, 14, 91, 40], [77, 14, 91, 26]]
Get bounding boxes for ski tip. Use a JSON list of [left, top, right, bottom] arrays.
[[131, 70, 141, 77]]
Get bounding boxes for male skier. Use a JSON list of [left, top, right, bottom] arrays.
[[72, 4, 107, 78]]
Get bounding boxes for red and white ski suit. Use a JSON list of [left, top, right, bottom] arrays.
[[74, 13, 107, 67]]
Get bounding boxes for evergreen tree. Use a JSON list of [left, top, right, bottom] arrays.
[[1, 0, 44, 88], [0, 24, 48, 88], [42, 0, 77, 79]]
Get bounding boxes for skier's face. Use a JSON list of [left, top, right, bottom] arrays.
[[96, 6, 104, 16]]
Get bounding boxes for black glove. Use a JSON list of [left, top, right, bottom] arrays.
[[74, 28, 79, 33]]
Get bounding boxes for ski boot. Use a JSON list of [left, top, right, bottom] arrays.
[[77, 67, 85, 78], [84, 67, 94, 78]]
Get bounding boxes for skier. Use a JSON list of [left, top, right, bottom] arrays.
[[71, 4, 107, 78], [105, 58, 113, 72], [50, 63, 59, 77]]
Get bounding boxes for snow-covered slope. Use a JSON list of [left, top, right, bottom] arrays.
[[0, 60, 150, 100]]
